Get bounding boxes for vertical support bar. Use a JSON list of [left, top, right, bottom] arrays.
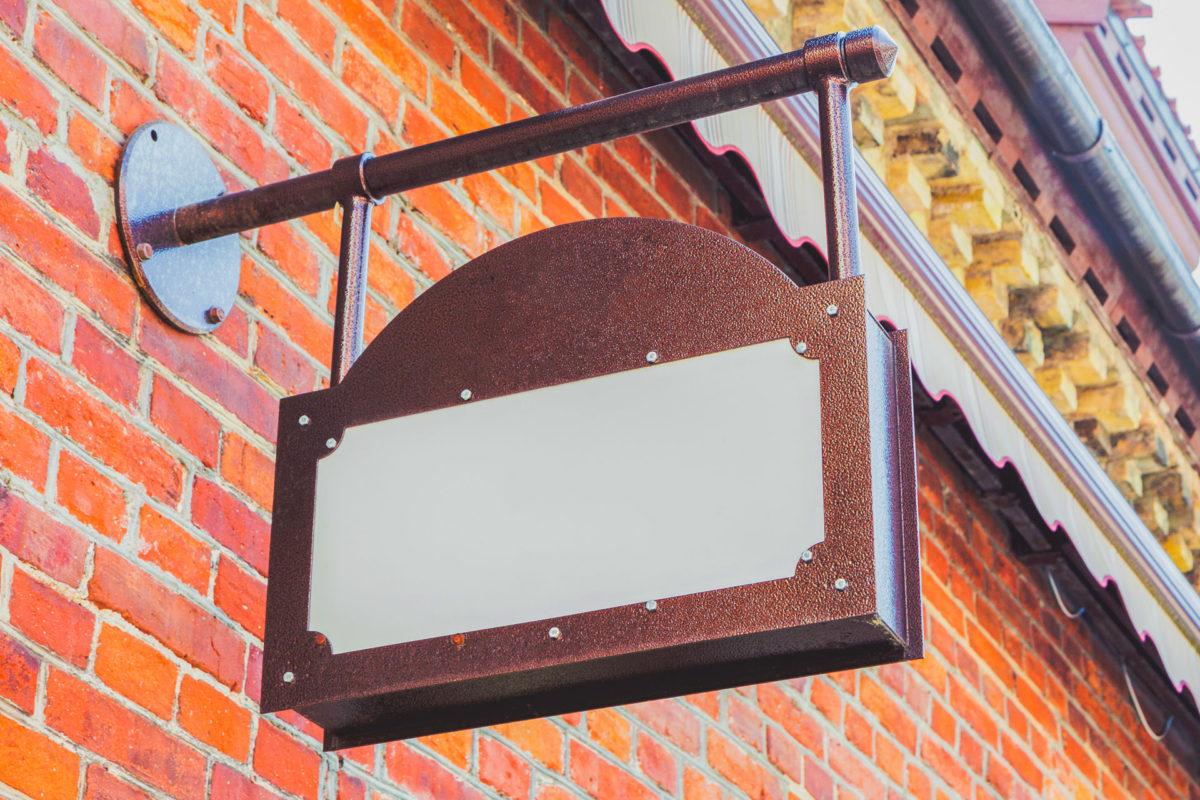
[[331, 195, 373, 385], [816, 75, 860, 280]]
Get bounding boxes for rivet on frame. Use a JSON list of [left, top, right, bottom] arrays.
[[833, 578, 848, 590], [826, 304, 839, 317], [645, 600, 658, 612], [646, 351, 659, 363], [298, 414, 311, 426], [795, 341, 809, 355], [282, 671, 295, 683], [548, 626, 562, 640], [460, 389, 473, 401], [800, 549, 813, 562], [325, 438, 337, 449]]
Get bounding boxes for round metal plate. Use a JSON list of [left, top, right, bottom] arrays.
[[116, 122, 240, 334]]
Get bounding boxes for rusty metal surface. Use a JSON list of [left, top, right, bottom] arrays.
[[261, 218, 920, 747], [115, 122, 239, 333]]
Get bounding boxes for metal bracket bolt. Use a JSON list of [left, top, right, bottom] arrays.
[[795, 341, 809, 355], [645, 600, 658, 611], [800, 549, 813, 562], [646, 351, 659, 363], [548, 627, 562, 640], [833, 578, 848, 590], [298, 414, 311, 426], [325, 438, 337, 449], [282, 671, 295, 683], [826, 304, 839, 317], [460, 389, 473, 401]]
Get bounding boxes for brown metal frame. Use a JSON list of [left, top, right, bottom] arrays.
[[262, 218, 921, 748]]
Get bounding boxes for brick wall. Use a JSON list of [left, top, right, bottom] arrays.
[[0, 0, 1196, 798]]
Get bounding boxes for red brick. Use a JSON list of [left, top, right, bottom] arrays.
[[683, 767, 722, 800], [0, 332, 17, 395], [625, 698, 700, 755], [521, 21, 566, 93], [212, 763, 284, 800], [57, 0, 150, 76], [588, 707, 632, 760], [0, 0, 25, 34], [707, 730, 781, 800], [179, 675, 252, 759], [407, 185, 480, 256], [402, 2, 455, 73], [636, 732, 677, 792], [1000, 731, 1044, 791], [245, 7, 367, 149], [0, 48, 57, 133], [385, 742, 485, 800], [0, 404, 49, 490], [89, 548, 245, 689], [0, 486, 87, 583], [192, 477, 270, 575], [242, 259, 332, 363], [764, 725, 803, 783], [254, 325, 317, 395], [757, 683, 824, 757], [274, 95, 332, 172], [401, 101, 445, 148], [479, 737, 531, 799], [461, 55, 507, 123], [150, 375, 220, 467], [109, 80, 158, 136], [325, 0, 426, 96], [0, 256, 64, 352], [214, 555, 266, 638], [137, 505, 210, 592], [0, 186, 135, 335], [132, 0, 198, 51], [254, 722, 321, 799], [277, 0, 336, 63], [493, 40, 556, 116], [492, 718, 563, 771], [27, 360, 181, 502], [0, 631, 39, 713], [84, 763, 156, 800], [219, 433, 274, 511], [685, 690, 720, 719], [198, 0, 235, 32], [56, 452, 125, 540], [427, 0, 487, 56], [569, 740, 658, 800], [139, 313, 278, 441], [395, 213, 451, 281], [417, 729, 472, 768], [154, 54, 288, 186], [94, 624, 177, 718], [33, 13, 106, 109], [0, 713, 80, 800], [47, 669, 205, 798], [920, 736, 972, 799], [72, 319, 139, 408], [207, 35, 269, 124], [828, 740, 885, 799], [11, 563, 94, 665]]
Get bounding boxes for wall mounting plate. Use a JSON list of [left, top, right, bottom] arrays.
[[116, 122, 240, 334]]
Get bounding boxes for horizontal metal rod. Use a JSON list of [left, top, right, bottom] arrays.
[[170, 26, 896, 247]]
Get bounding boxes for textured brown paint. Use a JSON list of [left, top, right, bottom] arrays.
[[261, 218, 920, 748]]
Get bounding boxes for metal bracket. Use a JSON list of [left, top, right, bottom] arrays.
[[1121, 660, 1174, 741], [116, 123, 240, 334]]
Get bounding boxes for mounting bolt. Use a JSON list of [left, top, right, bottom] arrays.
[[298, 414, 311, 426], [795, 341, 808, 355], [646, 351, 659, 363], [548, 626, 562, 640], [645, 600, 658, 612], [282, 671, 295, 683], [826, 304, 839, 317], [800, 550, 813, 562], [833, 578, 848, 591], [205, 306, 225, 324], [136, 242, 154, 260], [460, 389, 473, 401], [325, 438, 337, 449]]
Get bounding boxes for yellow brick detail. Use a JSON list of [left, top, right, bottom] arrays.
[[1010, 284, 1075, 330], [928, 217, 973, 272], [1105, 457, 1144, 499], [1046, 330, 1108, 386], [971, 237, 1038, 286], [887, 158, 932, 212], [931, 182, 1003, 233], [965, 268, 1009, 321], [1034, 366, 1078, 414], [1077, 381, 1142, 434], [1165, 534, 1196, 572]]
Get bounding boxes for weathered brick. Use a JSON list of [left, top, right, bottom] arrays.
[[479, 737, 531, 800], [131, 0, 198, 51], [0, 48, 57, 134], [94, 624, 177, 718], [212, 763, 284, 800], [707, 730, 781, 800], [206, 35, 270, 124], [89, 548, 245, 689], [277, 0, 336, 64], [84, 763, 156, 800], [254, 722, 322, 799], [416, 729, 472, 768], [47, 669, 206, 798], [72, 319, 139, 408], [274, 95, 333, 172], [491, 718, 563, 772], [0, 713, 80, 800], [192, 477, 270, 575], [27, 360, 182, 503], [254, 325, 317, 395], [150, 375, 220, 468], [0, 404, 51, 490], [214, 555, 267, 638], [240, 259, 332, 364], [33, 13, 106, 109], [179, 675, 252, 759], [587, 707, 631, 760], [0, 630, 40, 713], [57, 0, 150, 75], [0, 332, 18, 394], [636, 732, 677, 793], [569, 740, 657, 800], [0, 485, 87, 584], [0, 256, 65, 353], [385, 742, 485, 800], [56, 452, 126, 540], [137, 505, 210, 592]]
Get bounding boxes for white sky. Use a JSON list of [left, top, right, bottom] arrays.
[[1126, 1, 1200, 141]]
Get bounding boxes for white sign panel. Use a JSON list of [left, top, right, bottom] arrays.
[[309, 338, 824, 653]]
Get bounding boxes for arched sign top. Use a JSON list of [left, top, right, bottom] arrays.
[[338, 218, 804, 421]]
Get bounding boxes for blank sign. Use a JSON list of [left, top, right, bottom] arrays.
[[309, 338, 824, 653]]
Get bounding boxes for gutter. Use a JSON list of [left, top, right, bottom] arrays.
[[953, 0, 1200, 385]]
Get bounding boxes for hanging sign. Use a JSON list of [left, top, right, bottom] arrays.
[[261, 217, 921, 749]]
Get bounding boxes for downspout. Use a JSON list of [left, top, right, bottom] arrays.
[[953, 0, 1200, 386]]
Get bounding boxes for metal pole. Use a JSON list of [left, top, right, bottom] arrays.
[[331, 195, 373, 384], [816, 74, 859, 279], [160, 27, 897, 251]]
